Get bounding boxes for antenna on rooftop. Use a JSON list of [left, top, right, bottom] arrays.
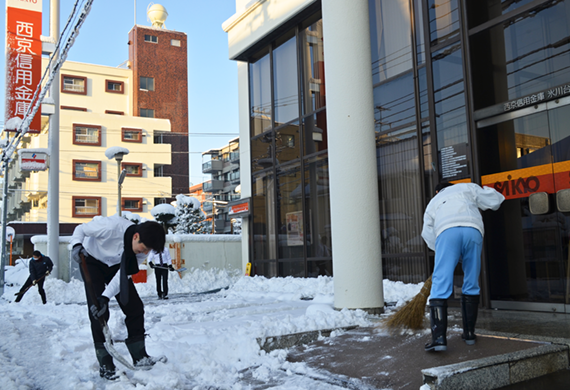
[[147, 3, 168, 29]]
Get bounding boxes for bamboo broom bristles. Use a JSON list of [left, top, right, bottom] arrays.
[[381, 275, 432, 331]]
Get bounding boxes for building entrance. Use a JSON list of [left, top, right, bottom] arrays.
[[477, 97, 570, 313]]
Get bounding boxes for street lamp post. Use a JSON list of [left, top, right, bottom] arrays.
[[105, 147, 129, 217], [210, 199, 228, 234]]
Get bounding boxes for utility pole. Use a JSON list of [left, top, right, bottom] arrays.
[[47, 0, 61, 279]]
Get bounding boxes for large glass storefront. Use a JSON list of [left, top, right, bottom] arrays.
[[246, 0, 570, 311]]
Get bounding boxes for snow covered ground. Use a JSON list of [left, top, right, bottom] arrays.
[[0, 258, 422, 390]]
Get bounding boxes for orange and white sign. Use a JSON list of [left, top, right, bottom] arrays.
[[228, 201, 249, 216], [5, 0, 43, 133], [481, 161, 570, 200]]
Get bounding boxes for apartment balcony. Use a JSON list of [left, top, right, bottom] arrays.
[[202, 202, 213, 212], [202, 159, 223, 174], [203, 179, 224, 193], [229, 152, 240, 164]]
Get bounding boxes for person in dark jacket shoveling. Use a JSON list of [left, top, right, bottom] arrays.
[[70, 215, 166, 379], [15, 250, 53, 304]]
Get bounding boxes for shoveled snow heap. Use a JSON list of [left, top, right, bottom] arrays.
[[0, 258, 422, 389]]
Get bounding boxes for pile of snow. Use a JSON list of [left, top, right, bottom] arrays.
[[0, 258, 423, 389]]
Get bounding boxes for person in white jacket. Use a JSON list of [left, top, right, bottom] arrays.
[[421, 182, 505, 352], [148, 247, 174, 299], [70, 215, 166, 379]]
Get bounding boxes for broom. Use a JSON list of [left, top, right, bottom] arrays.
[[381, 274, 432, 331]]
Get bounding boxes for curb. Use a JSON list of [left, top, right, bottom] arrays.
[[421, 337, 570, 390]]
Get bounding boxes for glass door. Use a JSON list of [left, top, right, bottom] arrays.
[[477, 98, 570, 312]]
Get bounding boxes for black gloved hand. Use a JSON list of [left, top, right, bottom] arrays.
[[149, 262, 155, 269], [71, 244, 86, 263], [90, 296, 110, 319], [168, 265, 175, 272]]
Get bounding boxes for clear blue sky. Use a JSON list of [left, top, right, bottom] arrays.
[[1, 0, 239, 186]]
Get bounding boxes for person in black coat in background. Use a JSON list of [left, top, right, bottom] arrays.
[[15, 250, 54, 304]]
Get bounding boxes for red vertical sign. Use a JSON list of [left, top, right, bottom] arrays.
[[5, 0, 43, 134]]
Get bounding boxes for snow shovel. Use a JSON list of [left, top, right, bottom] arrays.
[[79, 253, 137, 371], [153, 265, 187, 273], [14, 272, 49, 296]]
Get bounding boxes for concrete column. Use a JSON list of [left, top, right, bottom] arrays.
[[321, 0, 384, 312]]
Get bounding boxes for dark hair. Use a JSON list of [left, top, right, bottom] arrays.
[[435, 182, 454, 194], [136, 221, 165, 253], [33, 250, 42, 257]]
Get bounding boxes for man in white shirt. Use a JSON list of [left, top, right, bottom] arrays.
[[70, 216, 166, 379], [148, 246, 174, 299], [421, 182, 504, 352]]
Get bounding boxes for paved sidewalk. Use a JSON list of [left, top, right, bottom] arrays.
[[285, 308, 570, 390]]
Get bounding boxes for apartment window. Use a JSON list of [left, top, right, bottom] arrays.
[[72, 196, 101, 218], [154, 131, 166, 144], [106, 80, 124, 94], [105, 110, 124, 115], [122, 198, 143, 212], [144, 34, 158, 43], [61, 74, 87, 95], [154, 165, 164, 177], [73, 160, 102, 181], [171, 39, 181, 47], [140, 77, 154, 91], [122, 162, 143, 177], [122, 128, 143, 143], [73, 124, 101, 146], [140, 108, 155, 118]]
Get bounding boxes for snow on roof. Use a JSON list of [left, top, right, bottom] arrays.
[[104, 146, 130, 159]]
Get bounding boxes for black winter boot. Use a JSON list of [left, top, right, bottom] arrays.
[[461, 294, 479, 345], [125, 336, 167, 369], [425, 299, 448, 352], [95, 343, 117, 380]]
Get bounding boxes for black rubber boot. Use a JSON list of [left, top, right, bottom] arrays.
[[95, 343, 117, 380], [461, 294, 479, 345], [425, 299, 448, 352], [125, 337, 167, 369]]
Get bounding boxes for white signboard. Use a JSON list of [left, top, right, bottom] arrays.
[[19, 150, 48, 171]]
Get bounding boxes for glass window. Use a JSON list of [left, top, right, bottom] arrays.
[[300, 19, 325, 115], [73, 160, 101, 181], [140, 77, 155, 91], [154, 165, 164, 177], [106, 80, 124, 93], [122, 128, 142, 142], [273, 36, 299, 125], [276, 121, 300, 167], [250, 52, 271, 137], [123, 198, 143, 212], [73, 197, 101, 217], [302, 110, 328, 156], [469, 1, 570, 110], [276, 162, 304, 260], [252, 173, 276, 261], [171, 39, 181, 47], [122, 163, 143, 177], [140, 108, 154, 118], [62, 75, 87, 94], [374, 71, 416, 132], [427, 0, 461, 46], [144, 34, 157, 43], [376, 126, 425, 256], [418, 66, 429, 119], [466, 0, 537, 29], [432, 43, 468, 151], [73, 124, 101, 145], [414, 0, 426, 65], [154, 131, 166, 144], [251, 131, 274, 173], [369, 0, 413, 84], [304, 154, 332, 263]]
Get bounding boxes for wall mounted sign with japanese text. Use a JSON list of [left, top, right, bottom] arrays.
[[5, 0, 43, 133]]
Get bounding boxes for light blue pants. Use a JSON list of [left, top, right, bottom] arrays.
[[430, 227, 483, 299]]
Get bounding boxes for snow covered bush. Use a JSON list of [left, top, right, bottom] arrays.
[[174, 194, 211, 234], [151, 203, 177, 233]]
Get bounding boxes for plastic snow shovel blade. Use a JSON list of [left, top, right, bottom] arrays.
[[102, 323, 137, 371], [175, 267, 187, 273]]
